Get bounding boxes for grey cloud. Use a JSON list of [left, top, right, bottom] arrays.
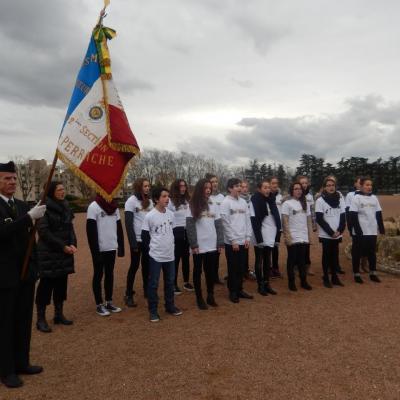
[[231, 78, 254, 88], [178, 95, 400, 165]]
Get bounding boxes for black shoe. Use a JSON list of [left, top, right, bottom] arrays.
[[331, 275, 344, 286], [183, 282, 195, 292], [197, 298, 208, 310], [1, 374, 23, 388], [174, 286, 183, 295], [336, 267, 345, 274], [215, 278, 224, 285], [288, 281, 298, 291], [264, 283, 277, 295], [16, 365, 43, 375], [206, 294, 218, 307], [301, 282, 313, 291], [124, 295, 137, 308], [323, 278, 333, 288], [257, 286, 268, 296], [354, 275, 364, 284], [229, 293, 239, 303], [370, 274, 381, 283], [238, 291, 253, 299], [54, 303, 73, 325]]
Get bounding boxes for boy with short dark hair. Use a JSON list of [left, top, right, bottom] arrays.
[[142, 187, 182, 322], [220, 178, 253, 303]]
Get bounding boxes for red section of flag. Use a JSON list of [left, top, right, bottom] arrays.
[[79, 136, 133, 196], [109, 104, 139, 148]]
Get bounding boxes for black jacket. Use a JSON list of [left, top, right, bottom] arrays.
[[0, 197, 37, 288], [37, 198, 77, 278]]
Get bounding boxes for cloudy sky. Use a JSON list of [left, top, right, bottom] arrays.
[[1, 0, 400, 166]]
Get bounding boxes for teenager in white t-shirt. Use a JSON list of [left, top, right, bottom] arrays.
[[124, 178, 153, 307], [270, 176, 283, 278], [281, 182, 313, 292], [250, 179, 281, 296], [168, 179, 193, 294], [186, 179, 224, 310], [141, 187, 182, 322], [349, 177, 385, 284], [86, 196, 125, 317], [220, 178, 253, 303], [298, 176, 316, 276], [315, 177, 346, 288], [205, 173, 225, 284]]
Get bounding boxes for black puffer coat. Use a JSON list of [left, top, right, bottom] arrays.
[[37, 198, 77, 278]]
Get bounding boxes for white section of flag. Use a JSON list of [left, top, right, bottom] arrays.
[[57, 79, 107, 167]]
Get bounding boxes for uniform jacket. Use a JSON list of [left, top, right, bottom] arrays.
[[0, 197, 37, 288]]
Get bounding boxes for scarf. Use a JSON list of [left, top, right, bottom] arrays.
[[240, 193, 251, 204], [321, 191, 340, 208], [251, 191, 268, 220], [95, 195, 118, 215]]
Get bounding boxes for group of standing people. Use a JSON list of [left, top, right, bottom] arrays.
[[0, 159, 386, 388]]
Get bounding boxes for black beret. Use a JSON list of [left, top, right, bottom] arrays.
[[0, 161, 16, 173]]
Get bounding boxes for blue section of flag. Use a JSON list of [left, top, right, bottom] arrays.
[[62, 37, 100, 128]]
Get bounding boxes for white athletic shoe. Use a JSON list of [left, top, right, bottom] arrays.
[[96, 304, 111, 317]]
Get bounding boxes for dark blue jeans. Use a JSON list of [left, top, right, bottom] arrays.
[[148, 257, 175, 314]]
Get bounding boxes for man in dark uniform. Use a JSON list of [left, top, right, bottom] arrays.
[[0, 161, 46, 388]]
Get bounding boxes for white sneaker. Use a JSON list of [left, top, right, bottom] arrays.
[[105, 302, 122, 313], [96, 304, 111, 317]]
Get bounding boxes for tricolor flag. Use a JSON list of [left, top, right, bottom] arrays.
[[57, 22, 139, 201]]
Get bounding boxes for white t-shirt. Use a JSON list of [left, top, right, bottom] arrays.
[[209, 193, 225, 209], [275, 193, 283, 216], [189, 202, 220, 253], [315, 196, 346, 239], [281, 198, 310, 244], [249, 202, 277, 248], [167, 200, 190, 228], [87, 202, 121, 252], [345, 191, 356, 209], [220, 195, 252, 245], [142, 208, 175, 262], [125, 195, 153, 242], [349, 194, 382, 236]]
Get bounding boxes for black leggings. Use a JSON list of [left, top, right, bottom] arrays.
[[352, 236, 377, 274], [286, 243, 307, 284], [174, 229, 190, 285], [92, 250, 116, 305], [320, 239, 340, 279], [126, 242, 149, 296], [193, 251, 217, 299], [254, 246, 272, 284], [36, 276, 68, 306]]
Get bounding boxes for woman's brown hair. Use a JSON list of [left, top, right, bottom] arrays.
[[289, 182, 307, 211], [133, 178, 150, 209], [189, 179, 210, 220], [169, 179, 190, 208]]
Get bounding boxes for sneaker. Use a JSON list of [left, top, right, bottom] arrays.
[[248, 270, 257, 280], [105, 302, 122, 313], [354, 275, 364, 284], [166, 306, 183, 316], [96, 304, 111, 317], [301, 282, 313, 291], [183, 282, 195, 292], [174, 286, 183, 295], [149, 312, 160, 322]]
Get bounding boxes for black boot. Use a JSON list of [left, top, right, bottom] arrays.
[[54, 303, 73, 325], [370, 274, 381, 283], [264, 281, 277, 295], [331, 274, 344, 286], [257, 283, 268, 296], [124, 295, 137, 308], [197, 297, 208, 310], [288, 280, 297, 291], [206, 293, 218, 307], [36, 306, 52, 333], [323, 276, 333, 288]]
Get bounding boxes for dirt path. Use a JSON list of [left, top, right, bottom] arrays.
[[2, 196, 399, 400]]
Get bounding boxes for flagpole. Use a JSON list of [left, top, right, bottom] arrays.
[[20, 152, 58, 280]]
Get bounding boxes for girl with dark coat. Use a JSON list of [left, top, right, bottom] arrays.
[[36, 181, 77, 333]]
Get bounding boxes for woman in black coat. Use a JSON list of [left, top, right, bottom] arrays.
[[35, 181, 77, 333]]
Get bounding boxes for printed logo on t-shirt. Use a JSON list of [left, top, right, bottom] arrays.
[[200, 211, 216, 219], [230, 209, 246, 215], [152, 219, 173, 234], [135, 206, 151, 213], [100, 211, 116, 218], [292, 209, 306, 215], [360, 202, 374, 209]]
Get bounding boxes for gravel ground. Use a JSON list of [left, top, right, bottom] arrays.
[[1, 196, 399, 400]]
